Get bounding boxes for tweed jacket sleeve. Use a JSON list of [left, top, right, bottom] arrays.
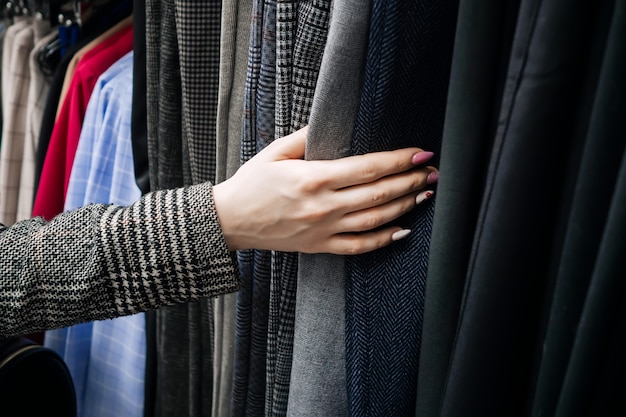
[[0, 182, 239, 338]]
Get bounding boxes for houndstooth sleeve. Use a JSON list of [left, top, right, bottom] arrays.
[[0, 182, 239, 338]]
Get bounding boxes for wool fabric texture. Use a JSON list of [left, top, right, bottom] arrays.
[[345, 0, 458, 415], [0, 182, 239, 338]]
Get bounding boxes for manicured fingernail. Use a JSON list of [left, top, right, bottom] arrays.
[[416, 190, 435, 204], [391, 229, 411, 241], [411, 151, 434, 165], [426, 171, 439, 184]]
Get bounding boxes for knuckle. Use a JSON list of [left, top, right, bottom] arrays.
[[359, 160, 378, 181], [385, 158, 405, 177], [343, 234, 388, 255], [395, 157, 406, 172], [362, 213, 381, 230], [413, 168, 430, 188], [344, 241, 365, 255], [371, 237, 390, 253], [413, 175, 424, 190], [405, 195, 417, 211], [371, 187, 388, 204]]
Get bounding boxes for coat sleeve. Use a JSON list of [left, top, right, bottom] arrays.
[[0, 182, 239, 338]]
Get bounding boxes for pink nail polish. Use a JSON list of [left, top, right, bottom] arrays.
[[426, 171, 439, 184], [411, 151, 434, 165]]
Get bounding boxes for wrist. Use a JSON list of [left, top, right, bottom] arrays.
[[212, 180, 243, 252]]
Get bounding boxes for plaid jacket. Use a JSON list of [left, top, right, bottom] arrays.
[[0, 182, 239, 338]]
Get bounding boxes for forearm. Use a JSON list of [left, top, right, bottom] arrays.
[[0, 182, 239, 338]]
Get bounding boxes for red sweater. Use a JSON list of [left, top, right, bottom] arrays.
[[32, 24, 134, 220]]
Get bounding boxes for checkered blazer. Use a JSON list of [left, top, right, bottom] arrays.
[[0, 182, 239, 338]]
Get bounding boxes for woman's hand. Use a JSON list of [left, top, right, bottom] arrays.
[[212, 126, 438, 255]]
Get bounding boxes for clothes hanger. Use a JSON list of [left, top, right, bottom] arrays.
[[36, 0, 128, 75], [35, 0, 81, 74]]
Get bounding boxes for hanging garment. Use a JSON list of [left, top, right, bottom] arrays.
[[0, 19, 8, 145], [32, 22, 134, 221], [144, 4, 189, 416], [0, 15, 33, 226], [16, 15, 54, 344], [128, 3, 154, 417], [233, 2, 332, 415], [286, 1, 372, 416], [145, 0, 184, 191], [441, 0, 617, 414], [231, 0, 277, 415], [266, 4, 330, 416], [215, 0, 251, 184], [55, 16, 134, 122], [41, 21, 134, 411], [33, 0, 133, 199], [414, 2, 521, 415], [230, 0, 270, 415], [40, 23, 136, 416], [212, 0, 254, 416], [144, 0, 223, 415], [60, 51, 145, 417], [1, 16, 31, 117], [274, 0, 329, 138], [232, 2, 332, 415], [31, 4, 133, 352], [16, 20, 55, 221], [130, 0, 149, 196], [542, 5, 626, 416], [344, 0, 459, 416], [414, 1, 626, 416]]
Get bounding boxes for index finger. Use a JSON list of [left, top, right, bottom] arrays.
[[317, 148, 432, 189]]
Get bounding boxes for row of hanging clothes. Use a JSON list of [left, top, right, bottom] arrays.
[[1, 0, 624, 416], [0, 0, 132, 226], [0, 0, 80, 227], [0, 0, 141, 416]]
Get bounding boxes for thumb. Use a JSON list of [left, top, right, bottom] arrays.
[[262, 125, 308, 161]]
